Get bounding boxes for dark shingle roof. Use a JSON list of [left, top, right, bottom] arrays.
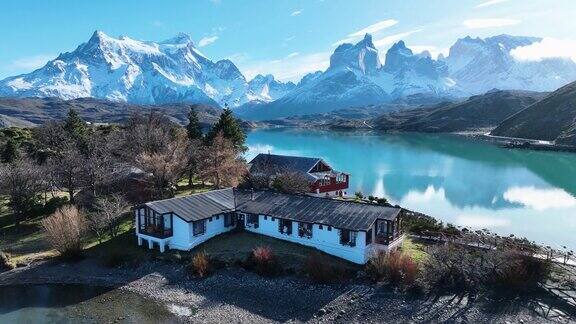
[[145, 188, 235, 222], [144, 188, 401, 231], [248, 153, 323, 175], [234, 190, 400, 231]]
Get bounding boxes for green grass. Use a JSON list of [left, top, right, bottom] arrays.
[[400, 237, 430, 263], [174, 179, 213, 197], [182, 231, 360, 271]]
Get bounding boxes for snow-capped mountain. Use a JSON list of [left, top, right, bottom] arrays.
[[0, 31, 278, 107], [247, 74, 296, 102], [446, 35, 576, 93], [2, 31, 576, 120], [237, 34, 455, 120]]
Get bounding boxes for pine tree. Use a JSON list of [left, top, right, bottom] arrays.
[[1, 139, 20, 163], [186, 107, 203, 141], [63, 108, 88, 140], [205, 106, 246, 151]]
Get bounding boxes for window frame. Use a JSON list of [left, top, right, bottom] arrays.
[[193, 219, 206, 236]]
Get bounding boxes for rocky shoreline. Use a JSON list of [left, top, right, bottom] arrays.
[[1, 258, 573, 323]]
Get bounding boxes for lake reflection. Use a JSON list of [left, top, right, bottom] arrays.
[[246, 129, 576, 250]]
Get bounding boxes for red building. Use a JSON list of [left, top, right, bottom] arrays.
[[248, 153, 350, 197]]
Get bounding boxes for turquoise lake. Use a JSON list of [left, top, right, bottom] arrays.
[[246, 129, 576, 251]]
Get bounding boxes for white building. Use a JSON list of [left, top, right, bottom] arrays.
[[134, 188, 404, 264]]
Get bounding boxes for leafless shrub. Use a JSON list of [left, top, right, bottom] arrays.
[[188, 252, 212, 278], [245, 246, 280, 276], [41, 205, 86, 258], [366, 251, 419, 287]]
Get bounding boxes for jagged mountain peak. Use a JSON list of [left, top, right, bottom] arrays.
[[329, 33, 381, 75], [0, 31, 286, 107]]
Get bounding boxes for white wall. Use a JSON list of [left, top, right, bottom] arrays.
[[168, 214, 235, 251], [244, 215, 368, 264]]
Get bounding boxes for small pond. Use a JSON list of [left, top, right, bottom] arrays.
[[0, 283, 188, 323]]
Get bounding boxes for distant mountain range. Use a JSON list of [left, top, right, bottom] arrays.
[[491, 80, 576, 146], [0, 31, 292, 108], [1, 31, 576, 123], [372, 89, 546, 133]]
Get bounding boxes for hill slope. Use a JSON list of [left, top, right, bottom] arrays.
[[373, 90, 546, 133], [0, 97, 224, 127], [491, 81, 576, 146]]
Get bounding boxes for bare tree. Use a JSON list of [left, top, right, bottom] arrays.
[[198, 131, 247, 188], [0, 158, 46, 230], [83, 132, 118, 196], [48, 141, 86, 204], [272, 171, 311, 194], [135, 130, 190, 198], [88, 194, 129, 242]]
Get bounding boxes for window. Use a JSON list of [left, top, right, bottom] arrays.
[[216, 215, 219, 220], [224, 214, 234, 227], [327, 226, 332, 231], [272, 217, 275, 221], [298, 222, 313, 238], [278, 219, 292, 235], [193, 220, 206, 236], [366, 228, 372, 245], [264, 216, 268, 220], [319, 224, 323, 230], [209, 217, 213, 222], [246, 214, 259, 228], [339, 229, 357, 247]]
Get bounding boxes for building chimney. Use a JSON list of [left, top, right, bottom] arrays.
[[250, 188, 255, 201]]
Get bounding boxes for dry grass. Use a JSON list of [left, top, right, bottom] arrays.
[[366, 251, 419, 287], [189, 251, 212, 278]]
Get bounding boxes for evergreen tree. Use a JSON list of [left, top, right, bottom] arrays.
[[205, 106, 246, 151], [186, 107, 203, 141], [63, 108, 88, 140], [1, 139, 20, 163]]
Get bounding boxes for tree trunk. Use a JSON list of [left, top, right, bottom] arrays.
[[68, 188, 75, 204]]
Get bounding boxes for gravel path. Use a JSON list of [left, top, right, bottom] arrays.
[[1, 259, 574, 323]]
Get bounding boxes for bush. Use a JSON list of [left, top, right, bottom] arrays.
[[303, 253, 348, 284], [490, 250, 551, 292], [41, 206, 86, 259], [188, 252, 212, 278], [366, 251, 419, 287], [0, 251, 15, 271], [419, 243, 551, 295], [244, 246, 281, 277]]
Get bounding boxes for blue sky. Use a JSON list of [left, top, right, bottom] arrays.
[[1, 0, 575, 81]]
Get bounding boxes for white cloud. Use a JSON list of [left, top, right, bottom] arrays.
[[286, 52, 300, 58], [6, 54, 53, 72], [349, 19, 399, 38], [198, 35, 219, 47], [455, 214, 510, 228], [510, 38, 576, 62], [475, 0, 510, 8], [291, 10, 302, 16], [503, 186, 576, 211], [333, 19, 398, 46], [240, 51, 330, 82], [463, 18, 520, 29], [373, 29, 422, 48]]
